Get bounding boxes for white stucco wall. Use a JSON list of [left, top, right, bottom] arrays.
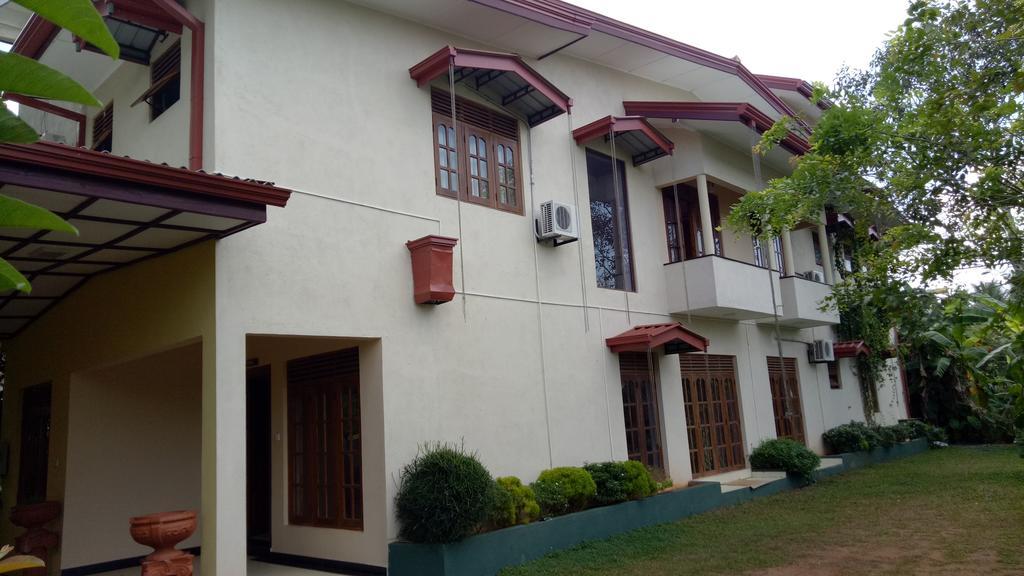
[[62, 343, 203, 569]]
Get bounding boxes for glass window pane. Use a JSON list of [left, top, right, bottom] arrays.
[[479, 138, 486, 157], [472, 179, 479, 196], [586, 150, 634, 291], [497, 145, 504, 164], [437, 125, 446, 146], [507, 149, 514, 166], [469, 135, 477, 155], [480, 160, 487, 175], [480, 181, 488, 198], [448, 150, 457, 169], [470, 158, 478, 177], [448, 127, 456, 147], [440, 170, 448, 189], [439, 148, 447, 167], [451, 173, 458, 192]]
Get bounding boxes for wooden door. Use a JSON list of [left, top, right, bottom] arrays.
[[618, 352, 664, 473], [18, 383, 51, 505], [767, 356, 805, 444], [680, 355, 744, 476]]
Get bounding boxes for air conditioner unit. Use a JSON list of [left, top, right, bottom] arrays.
[[536, 200, 578, 244], [802, 270, 825, 283], [808, 339, 835, 363]]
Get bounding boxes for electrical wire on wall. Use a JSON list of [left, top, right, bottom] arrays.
[[566, 111, 590, 332], [608, 125, 632, 325], [448, 59, 468, 322]]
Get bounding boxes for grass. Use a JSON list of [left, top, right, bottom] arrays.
[[501, 446, 1024, 576]]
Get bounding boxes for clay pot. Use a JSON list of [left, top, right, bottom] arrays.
[[129, 510, 197, 562], [10, 501, 61, 529]]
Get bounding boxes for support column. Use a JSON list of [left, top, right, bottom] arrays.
[[202, 327, 248, 575], [696, 174, 715, 256], [817, 215, 834, 285], [781, 229, 796, 276]]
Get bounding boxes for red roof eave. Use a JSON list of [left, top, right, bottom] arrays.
[[834, 340, 872, 359], [757, 74, 832, 111], [409, 45, 572, 116], [468, 0, 799, 119], [0, 142, 291, 207], [571, 115, 674, 157], [622, 101, 811, 156], [606, 323, 708, 354], [12, 15, 59, 59]]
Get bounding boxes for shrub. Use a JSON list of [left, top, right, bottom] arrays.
[[531, 467, 596, 516], [871, 424, 898, 448], [583, 461, 657, 505], [891, 421, 916, 442], [490, 476, 540, 528], [749, 438, 821, 479], [395, 443, 495, 543], [822, 422, 872, 453]]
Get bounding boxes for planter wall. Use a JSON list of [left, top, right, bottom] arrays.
[[389, 438, 931, 576]]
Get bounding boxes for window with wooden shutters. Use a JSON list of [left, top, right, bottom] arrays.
[[767, 356, 805, 444], [618, 352, 664, 473], [92, 103, 113, 152], [140, 40, 181, 120], [430, 89, 523, 214], [287, 347, 363, 530]]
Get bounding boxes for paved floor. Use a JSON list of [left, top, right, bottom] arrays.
[[96, 560, 338, 575]]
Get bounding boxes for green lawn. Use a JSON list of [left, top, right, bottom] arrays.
[[502, 446, 1024, 576]]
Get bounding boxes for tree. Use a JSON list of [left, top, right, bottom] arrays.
[[0, 1, 120, 292], [725, 0, 1024, 432]]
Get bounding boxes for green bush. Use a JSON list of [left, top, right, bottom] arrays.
[[490, 476, 540, 528], [583, 461, 657, 505], [822, 422, 872, 453], [871, 424, 898, 448], [891, 421, 916, 442], [749, 438, 821, 479], [531, 467, 596, 516], [395, 443, 495, 543]]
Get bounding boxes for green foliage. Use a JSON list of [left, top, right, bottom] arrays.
[[823, 422, 875, 453], [395, 443, 495, 543], [490, 476, 540, 529], [0, 52, 101, 107], [823, 420, 946, 454], [583, 461, 657, 505], [0, 196, 78, 292], [12, 0, 119, 60], [655, 477, 674, 492], [532, 467, 596, 517], [749, 439, 821, 479]]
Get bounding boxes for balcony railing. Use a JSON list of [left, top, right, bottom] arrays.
[[665, 256, 780, 320]]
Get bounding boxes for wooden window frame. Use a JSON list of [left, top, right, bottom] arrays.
[[287, 348, 363, 531], [661, 182, 722, 262], [828, 360, 842, 390], [429, 90, 524, 215], [92, 103, 113, 152], [767, 356, 806, 444], [618, 352, 665, 474], [586, 148, 637, 292], [143, 40, 181, 121]]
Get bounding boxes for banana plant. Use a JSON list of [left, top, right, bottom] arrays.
[[0, 0, 120, 291], [0, 545, 43, 573]]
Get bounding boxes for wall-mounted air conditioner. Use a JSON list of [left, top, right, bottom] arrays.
[[808, 339, 835, 363], [536, 201, 578, 245], [802, 270, 825, 283]]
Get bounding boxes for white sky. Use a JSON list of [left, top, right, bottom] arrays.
[[567, 0, 909, 86]]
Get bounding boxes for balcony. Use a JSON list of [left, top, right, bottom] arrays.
[[776, 275, 839, 327], [665, 256, 781, 320]]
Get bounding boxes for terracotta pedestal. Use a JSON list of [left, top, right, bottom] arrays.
[[129, 510, 197, 576], [406, 235, 458, 304], [10, 501, 61, 576]]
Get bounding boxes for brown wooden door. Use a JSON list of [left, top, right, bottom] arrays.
[[18, 383, 51, 505], [680, 355, 744, 476], [618, 352, 664, 473], [767, 356, 805, 444]]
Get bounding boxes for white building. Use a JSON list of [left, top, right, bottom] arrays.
[[0, 0, 909, 574]]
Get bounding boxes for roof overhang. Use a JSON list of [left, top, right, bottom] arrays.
[[834, 340, 871, 358], [0, 142, 291, 339], [606, 322, 708, 355], [410, 45, 572, 127], [757, 74, 830, 125], [572, 115, 673, 166]]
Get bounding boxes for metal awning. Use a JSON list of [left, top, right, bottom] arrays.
[[606, 323, 708, 355], [0, 142, 291, 339], [409, 45, 572, 127], [572, 116, 674, 166], [622, 101, 811, 156]]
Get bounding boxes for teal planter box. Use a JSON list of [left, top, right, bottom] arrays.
[[389, 438, 931, 576]]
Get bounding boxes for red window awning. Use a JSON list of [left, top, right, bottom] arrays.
[[622, 101, 811, 155], [409, 46, 572, 127], [834, 340, 871, 358], [572, 116, 674, 166], [605, 323, 708, 355]]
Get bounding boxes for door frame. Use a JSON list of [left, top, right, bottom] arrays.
[[766, 356, 807, 444], [617, 351, 666, 475]]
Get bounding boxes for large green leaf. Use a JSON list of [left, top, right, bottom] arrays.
[[13, 0, 119, 60], [0, 105, 39, 144], [0, 195, 78, 234], [0, 258, 30, 294], [0, 52, 101, 107]]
